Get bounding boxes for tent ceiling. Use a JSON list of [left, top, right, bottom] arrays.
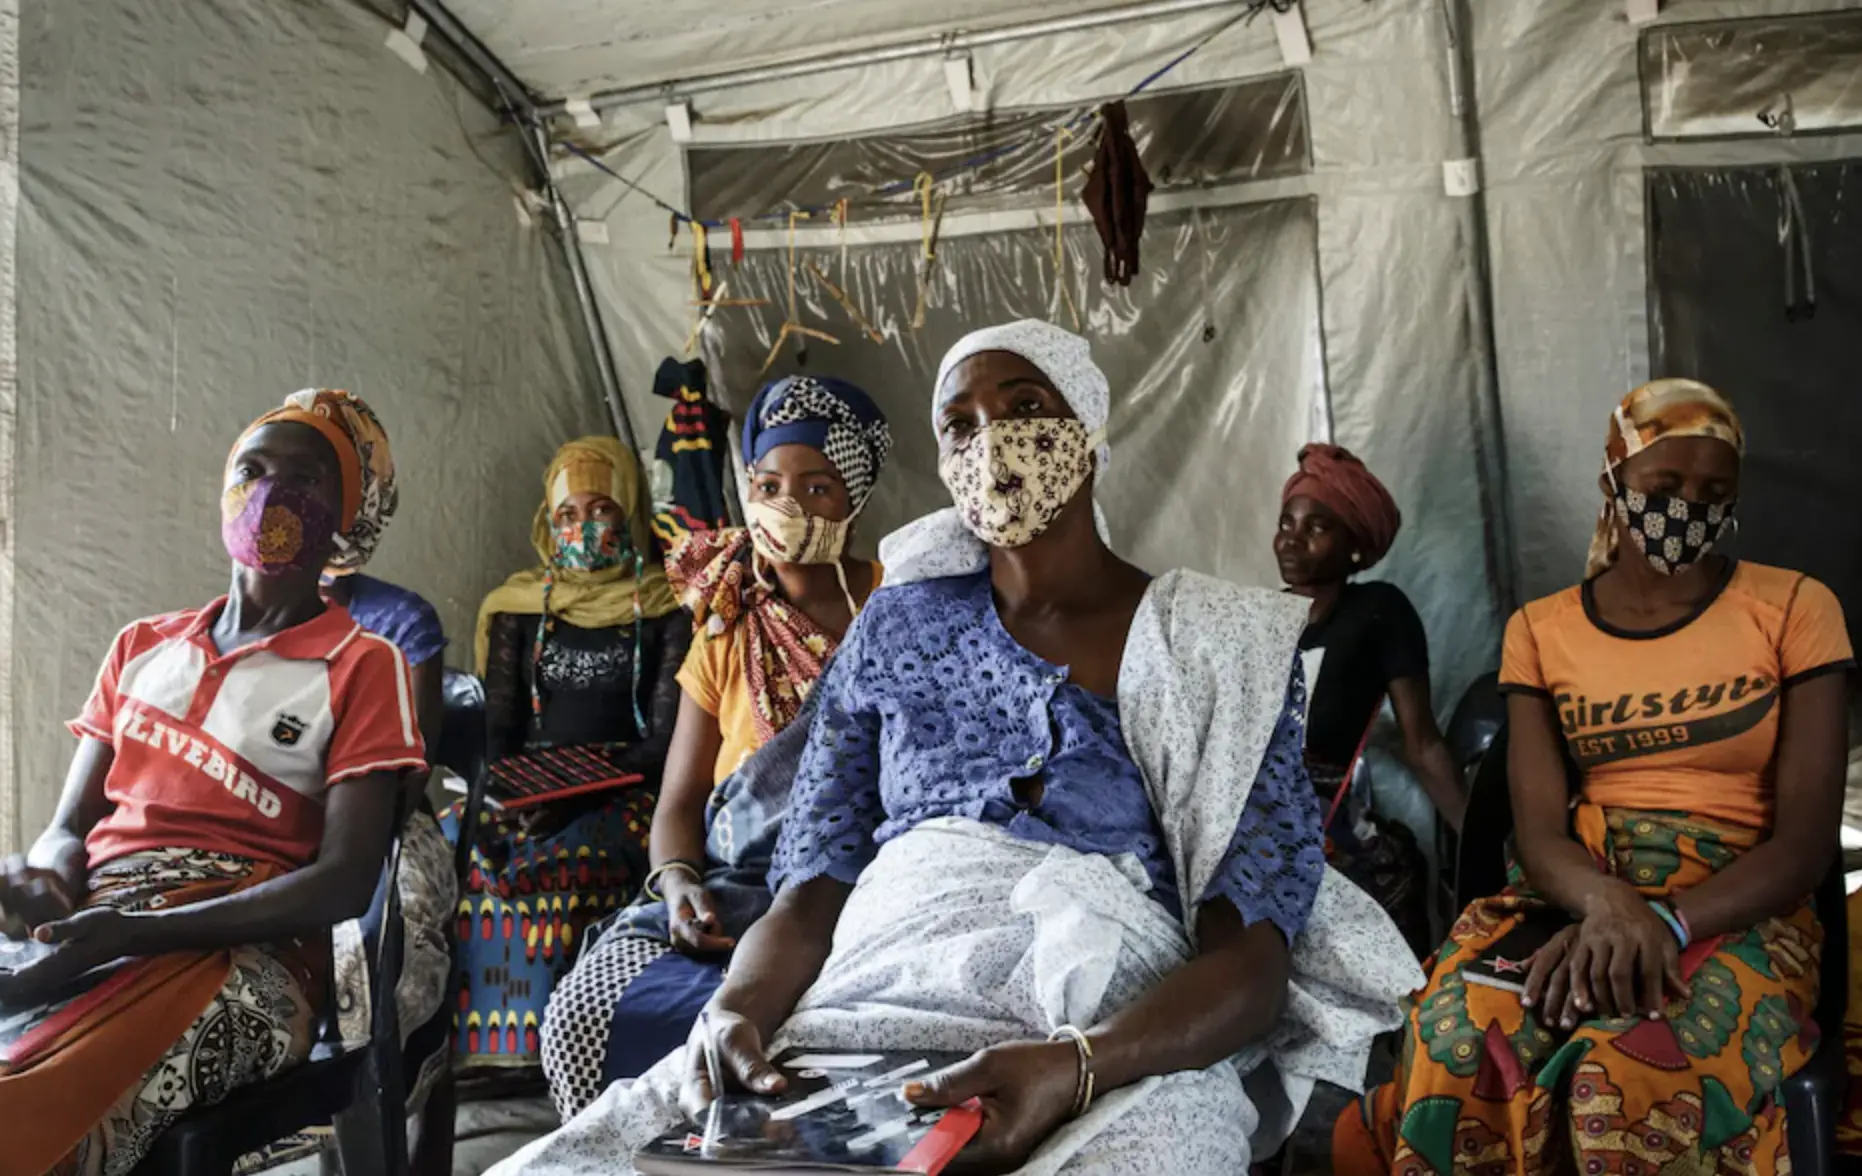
[[443, 0, 1150, 100]]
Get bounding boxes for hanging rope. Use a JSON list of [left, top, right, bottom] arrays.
[[760, 210, 840, 374], [911, 172, 947, 330], [1052, 126, 1082, 331]]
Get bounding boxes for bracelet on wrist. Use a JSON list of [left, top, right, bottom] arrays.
[[1047, 1025, 1096, 1118], [643, 860, 704, 902], [1647, 899, 1690, 948]]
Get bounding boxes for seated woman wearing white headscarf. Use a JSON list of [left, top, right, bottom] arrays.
[[489, 321, 1417, 1176]]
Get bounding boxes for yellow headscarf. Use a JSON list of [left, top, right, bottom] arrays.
[[475, 437, 680, 673], [1586, 378, 1745, 579]]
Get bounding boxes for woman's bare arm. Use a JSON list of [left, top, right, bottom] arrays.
[[1389, 675, 1467, 830], [1672, 673, 1845, 938]]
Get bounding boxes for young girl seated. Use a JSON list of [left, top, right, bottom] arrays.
[[0, 399, 425, 1174]]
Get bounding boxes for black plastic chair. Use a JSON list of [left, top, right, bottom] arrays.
[[1435, 673, 1507, 925], [136, 808, 411, 1176], [137, 672, 492, 1175], [1453, 728, 1848, 1176]]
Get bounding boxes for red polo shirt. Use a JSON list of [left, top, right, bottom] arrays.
[[70, 598, 427, 871]]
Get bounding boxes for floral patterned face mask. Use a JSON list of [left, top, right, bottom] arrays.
[[938, 417, 1103, 549], [552, 519, 626, 571], [221, 477, 337, 576]]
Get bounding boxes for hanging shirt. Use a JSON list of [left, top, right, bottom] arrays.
[[1501, 561, 1853, 830], [768, 571, 1323, 939], [71, 598, 426, 871]]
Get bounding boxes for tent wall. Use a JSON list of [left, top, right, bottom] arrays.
[[555, 0, 1862, 719], [3, 0, 603, 851], [559, 0, 1504, 712], [1474, 0, 1862, 593]]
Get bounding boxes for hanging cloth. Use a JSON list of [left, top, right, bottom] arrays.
[[1081, 101, 1154, 287]]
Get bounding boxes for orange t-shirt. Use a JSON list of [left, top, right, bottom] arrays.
[[677, 562, 883, 785], [1500, 562, 1852, 831]]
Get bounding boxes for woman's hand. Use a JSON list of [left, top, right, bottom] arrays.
[[662, 873, 735, 955], [1538, 888, 1685, 1024], [904, 1041, 1081, 1175], [0, 855, 79, 940], [0, 907, 140, 1006], [678, 1007, 787, 1121]]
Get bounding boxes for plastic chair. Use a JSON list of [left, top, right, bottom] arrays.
[[1453, 728, 1847, 1176], [1435, 672, 1506, 924], [136, 811, 411, 1176], [137, 672, 491, 1175]]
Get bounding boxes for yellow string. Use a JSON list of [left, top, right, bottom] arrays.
[[836, 198, 850, 287], [691, 221, 712, 300], [1053, 127, 1081, 331], [914, 172, 938, 261]]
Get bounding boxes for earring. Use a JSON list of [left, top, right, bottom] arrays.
[[1351, 552, 1362, 565]]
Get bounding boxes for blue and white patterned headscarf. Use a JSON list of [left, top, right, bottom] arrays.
[[741, 375, 893, 514]]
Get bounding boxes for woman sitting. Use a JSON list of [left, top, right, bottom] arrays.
[[1335, 379, 1850, 1176], [540, 375, 891, 1118], [442, 438, 691, 1077], [272, 389, 455, 1059], [1276, 444, 1463, 953], [491, 320, 1415, 1176], [0, 402, 425, 1175]]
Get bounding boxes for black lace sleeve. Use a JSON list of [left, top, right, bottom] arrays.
[[482, 611, 531, 762], [604, 612, 694, 784]]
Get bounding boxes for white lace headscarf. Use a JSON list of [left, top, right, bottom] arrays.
[[886, 320, 1113, 578], [933, 319, 1112, 472]]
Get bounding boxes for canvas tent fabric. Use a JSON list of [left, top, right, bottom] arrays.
[[0, 0, 604, 851], [6, 0, 1862, 849], [498, 0, 1862, 708]]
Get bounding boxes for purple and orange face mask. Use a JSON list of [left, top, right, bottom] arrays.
[[221, 477, 337, 576]]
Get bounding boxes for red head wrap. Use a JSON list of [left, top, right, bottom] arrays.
[[1280, 444, 1402, 568]]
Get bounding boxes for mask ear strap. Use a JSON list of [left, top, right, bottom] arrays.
[[834, 559, 861, 621]]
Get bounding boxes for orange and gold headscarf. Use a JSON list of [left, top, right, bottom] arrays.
[[1586, 378, 1744, 578], [236, 388, 397, 574]]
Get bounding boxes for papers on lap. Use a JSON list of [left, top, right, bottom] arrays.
[[635, 1049, 982, 1175]]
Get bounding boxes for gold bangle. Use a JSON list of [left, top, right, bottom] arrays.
[[642, 860, 703, 902], [1048, 1024, 1096, 1118]]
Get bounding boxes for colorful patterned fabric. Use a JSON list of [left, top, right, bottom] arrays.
[[1336, 804, 1820, 1176], [1587, 379, 1745, 578], [0, 849, 319, 1176], [649, 357, 734, 553], [740, 375, 892, 514], [1835, 887, 1862, 1157], [438, 791, 655, 1072], [666, 529, 841, 749], [241, 388, 397, 573], [474, 438, 680, 675]]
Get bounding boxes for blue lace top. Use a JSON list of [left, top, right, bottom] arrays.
[[769, 572, 1324, 940], [341, 574, 447, 667]]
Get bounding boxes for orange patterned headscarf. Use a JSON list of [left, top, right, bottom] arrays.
[[1586, 378, 1744, 578], [236, 389, 397, 574]]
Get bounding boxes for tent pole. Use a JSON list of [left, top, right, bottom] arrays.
[[538, 0, 1256, 118], [520, 119, 642, 452], [1440, 0, 1517, 612]]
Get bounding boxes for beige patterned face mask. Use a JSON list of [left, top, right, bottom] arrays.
[[938, 418, 1103, 549]]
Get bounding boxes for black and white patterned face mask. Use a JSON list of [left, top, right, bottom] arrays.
[[1614, 484, 1736, 575]]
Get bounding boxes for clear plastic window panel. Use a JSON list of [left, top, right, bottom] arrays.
[[686, 74, 1308, 225], [1642, 12, 1862, 141]]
